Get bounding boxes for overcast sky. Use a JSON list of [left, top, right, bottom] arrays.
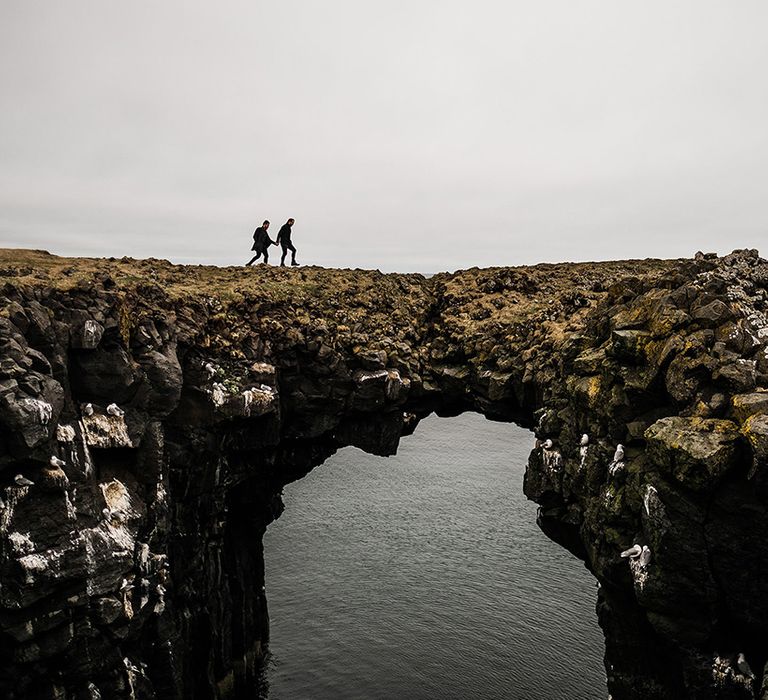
[[1, 2, 766, 272]]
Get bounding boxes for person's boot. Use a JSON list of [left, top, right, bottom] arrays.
[[291, 260, 299, 266]]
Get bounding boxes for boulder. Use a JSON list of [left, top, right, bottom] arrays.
[[645, 417, 743, 491], [433, 365, 471, 397], [731, 392, 768, 423], [0, 378, 64, 451], [610, 329, 650, 363], [136, 349, 183, 417], [713, 360, 757, 393], [741, 413, 768, 467], [573, 347, 607, 375], [385, 369, 410, 403], [354, 348, 387, 370], [69, 347, 141, 404], [349, 369, 389, 411], [82, 412, 133, 449], [665, 354, 716, 404], [249, 362, 277, 386], [475, 369, 515, 402], [70, 319, 104, 349], [692, 300, 733, 327]]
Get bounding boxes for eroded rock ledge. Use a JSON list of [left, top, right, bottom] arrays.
[[1, 248, 767, 699]]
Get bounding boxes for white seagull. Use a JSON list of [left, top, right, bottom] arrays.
[[580, 434, 589, 446], [620, 544, 642, 559], [542, 439, 553, 449], [106, 403, 124, 417], [83, 403, 94, 416], [14, 474, 34, 487], [613, 444, 625, 462], [639, 545, 652, 567], [737, 653, 754, 679], [49, 455, 66, 468]]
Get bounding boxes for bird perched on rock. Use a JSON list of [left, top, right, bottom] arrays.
[[579, 434, 589, 467], [609, 444, 626, 477], [119, 578, 133, 593], [49, 455, 66, 468], [137, 542, 151, 574], [737, 653, 754, 679], [638, 545, 652, 567], [83, 403, 94, 416], [542, 439, 553, 450], [14, 474, 34, 487], [620, 544, 642, 559], [204, 362, 217, 377], [107, 403, 124, 417]]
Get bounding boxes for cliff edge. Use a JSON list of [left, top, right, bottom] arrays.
[[1, 248, 767, 699]]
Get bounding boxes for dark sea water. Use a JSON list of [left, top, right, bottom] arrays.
[[260, 412, 606, 699]]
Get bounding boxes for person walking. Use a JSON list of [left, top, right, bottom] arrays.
[[276, 218, 299, 266], [245, 220, 276, 265]]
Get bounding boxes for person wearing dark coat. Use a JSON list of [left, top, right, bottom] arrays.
[[276, 218, 298, 266], [246, 220, 276, 265]]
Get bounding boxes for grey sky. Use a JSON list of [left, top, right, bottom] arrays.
[[1, 1, 766, 272]]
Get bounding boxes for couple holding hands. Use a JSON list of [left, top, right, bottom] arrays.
[[246, 218, 299, 266]]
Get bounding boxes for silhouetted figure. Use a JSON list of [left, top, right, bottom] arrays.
[[246, 220, 276, 265], [276, 218, 298, 266]]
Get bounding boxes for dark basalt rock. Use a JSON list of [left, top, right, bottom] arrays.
[[645, 416, 743, 491], [0, 249, 767, 699]]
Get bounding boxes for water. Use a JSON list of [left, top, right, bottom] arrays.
[[261, 412, 606, 699]]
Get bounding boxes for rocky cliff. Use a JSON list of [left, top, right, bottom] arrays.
[[1, 247, 767, 699]]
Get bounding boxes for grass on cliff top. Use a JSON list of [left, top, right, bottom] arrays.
[[0, 248, 432, 304], [0, 248, 685, 334]]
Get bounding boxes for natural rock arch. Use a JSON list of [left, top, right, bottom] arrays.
[[0, 248, 767, 699], [260, 411, 607, 699]]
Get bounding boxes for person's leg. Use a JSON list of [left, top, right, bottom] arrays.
[[246, 253, 260, 266], [289, 242, 298, 265], [262, 247, 269, 264], [280, 245, 288, 266]]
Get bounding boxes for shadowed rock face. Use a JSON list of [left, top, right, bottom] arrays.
[[1, 248, 767, 699]]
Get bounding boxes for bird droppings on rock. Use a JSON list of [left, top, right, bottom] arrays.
[[18, 397, 52, 426], [56, 423, 76, 442], [82, 411, 132, 449]]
